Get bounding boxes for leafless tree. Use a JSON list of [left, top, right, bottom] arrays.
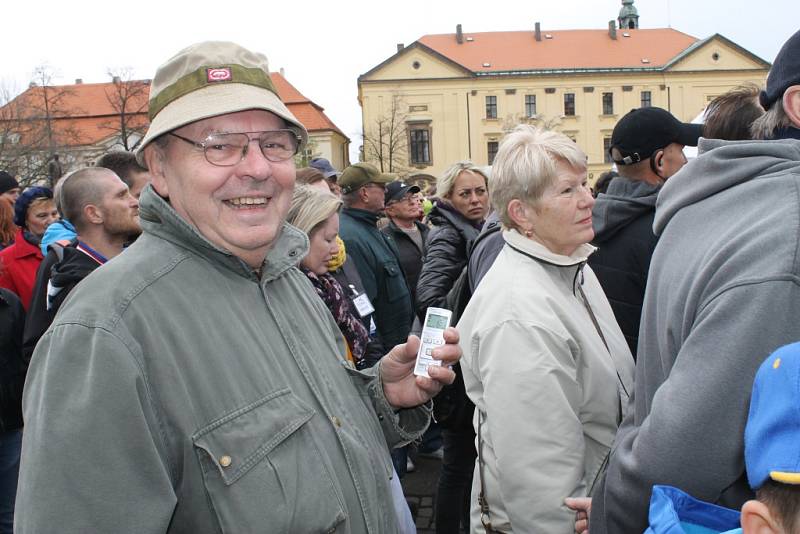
[[0, 65, 84, 185], [501, 112, 562, 133], [361, 94, 409, 175], [102, 68, 149, 151]]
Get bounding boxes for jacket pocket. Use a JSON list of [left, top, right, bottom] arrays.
[[382, 261, 408, 303], [192, 388, 347, 533]]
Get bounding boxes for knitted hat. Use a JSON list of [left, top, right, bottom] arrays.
[[14, 186, 53, 228], [0, 171, 19, 196], [759, 29, 800, 111]]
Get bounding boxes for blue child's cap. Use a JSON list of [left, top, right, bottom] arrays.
[[745, 342, 800, 490]]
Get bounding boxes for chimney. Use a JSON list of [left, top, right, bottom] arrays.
[[535, 22, 542, 42], [75, 78, 83, 84], [28, 81, 37, 88], [397, 43, 404, 52], [456, 24, 463, 44], [279, 67, 285, 77], [608, 20, 617, 40], [112, 75, 121, 84]]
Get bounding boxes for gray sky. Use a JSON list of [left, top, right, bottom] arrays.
[[4, 0, 796, 163]]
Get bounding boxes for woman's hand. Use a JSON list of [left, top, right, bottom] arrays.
[[381, 327, 460, 408], [565, 497, 592, 534]]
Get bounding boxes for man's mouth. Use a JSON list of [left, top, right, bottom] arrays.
[[226, 197, 269, 207]]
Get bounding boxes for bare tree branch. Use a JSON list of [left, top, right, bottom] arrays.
[[361, 93, 410, 176], [102, 68, 149, 151]]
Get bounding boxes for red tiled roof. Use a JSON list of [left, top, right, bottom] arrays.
[[417, 28, 699, 72], [270, 73, 346, 136], [12, 81, 149, 119], [2, 74, 346, 148]]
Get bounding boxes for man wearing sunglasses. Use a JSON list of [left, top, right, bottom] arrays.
[[16, 42, 459, 533]]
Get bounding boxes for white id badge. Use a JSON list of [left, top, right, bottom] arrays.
[[352, 293, 375, 318]]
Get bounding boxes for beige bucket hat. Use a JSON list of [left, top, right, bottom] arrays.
[[135, 41, 308, 166]]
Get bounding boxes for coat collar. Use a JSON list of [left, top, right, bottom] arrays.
[[137, 185, 309, 282], [342, 207, 380, 227], [503, 228, 595, 266], [9, 229, 42, 260]]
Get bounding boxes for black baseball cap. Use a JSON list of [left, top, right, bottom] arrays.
[[760, 29, 800, 111], [385, 181, 420, 204], [610, 107, 703, 165]]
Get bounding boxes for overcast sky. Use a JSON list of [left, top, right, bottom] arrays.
[[4, 0, 796, 163]]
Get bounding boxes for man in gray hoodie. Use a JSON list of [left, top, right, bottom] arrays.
[[577, 29, 800, 534], [589, 107, 700, 357]]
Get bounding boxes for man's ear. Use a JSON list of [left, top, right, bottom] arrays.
[[740, 499, 783, 534], [654, 149, 665, 170], [83, 204, 103, 225], [143, 144, 169, 197], [782, 85, 800, 129]]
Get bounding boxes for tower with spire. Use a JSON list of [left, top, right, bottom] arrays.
[[618, 0, 639, 30]]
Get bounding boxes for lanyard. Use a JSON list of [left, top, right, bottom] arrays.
[[76, 241, 108, 265]]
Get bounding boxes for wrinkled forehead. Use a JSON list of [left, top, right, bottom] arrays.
[[179, 109, 288, 137]]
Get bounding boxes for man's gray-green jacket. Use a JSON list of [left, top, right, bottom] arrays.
[[16, 186, 430, 533]]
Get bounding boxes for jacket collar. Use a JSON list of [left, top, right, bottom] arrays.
[[342, 207, 380, 227], [137, 185, 309, 282], [430, 201, 483, 231], [503, 228, 595, 266], [9, 229, 42, 260]]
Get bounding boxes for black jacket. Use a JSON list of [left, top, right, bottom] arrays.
[[381, 219, 429, 305], [588, 177, 660, 358], [23, 241, 101, 362], [416, 202, 481, 318], [0, 288, 25, 432], [339, 208, 413, 348]]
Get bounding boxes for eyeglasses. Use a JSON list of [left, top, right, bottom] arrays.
[[169, 129, 302, 166], [391, 194, 421, 205]]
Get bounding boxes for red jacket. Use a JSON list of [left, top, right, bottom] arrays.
[[0, 229, 43, 310]]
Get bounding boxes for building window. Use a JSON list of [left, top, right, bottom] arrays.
[[408, 126, 431, 165], [485, 96, 497, 119], [603, 137, 613, 163], [641, 91, 652, 108], [525, 95, 537, 118], [487, 141, 499, 164], [564, 93, 575, 116], [602, 92, 614, 115]]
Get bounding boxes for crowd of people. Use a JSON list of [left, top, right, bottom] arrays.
[[0, 29, 798, 534]]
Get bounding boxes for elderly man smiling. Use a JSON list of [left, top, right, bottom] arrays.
[[15, 42, 459, 533]]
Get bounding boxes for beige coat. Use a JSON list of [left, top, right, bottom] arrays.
[[459, 229, 634, 533]]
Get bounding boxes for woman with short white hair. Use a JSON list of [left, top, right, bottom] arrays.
[[457, 125, 634, 533]]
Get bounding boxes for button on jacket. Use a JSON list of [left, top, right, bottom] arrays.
[[16, 186, 430, 533]]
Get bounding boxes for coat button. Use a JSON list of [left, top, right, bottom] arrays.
[[331, 416, 342, 428], [219, 455, 232, 468]]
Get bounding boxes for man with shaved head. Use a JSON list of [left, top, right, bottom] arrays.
[[22, 166, 139, 360]]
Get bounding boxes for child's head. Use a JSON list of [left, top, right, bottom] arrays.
[[741, 343, 800, 534]]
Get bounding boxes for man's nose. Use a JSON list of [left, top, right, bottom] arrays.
[[238, 140, 273, 179]]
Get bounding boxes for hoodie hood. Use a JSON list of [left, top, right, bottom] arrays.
[[592, 177, 660, 242], [654, 138, 800, 235]]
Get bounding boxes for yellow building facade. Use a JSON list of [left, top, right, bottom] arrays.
[[358, 22, 769, 183]]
